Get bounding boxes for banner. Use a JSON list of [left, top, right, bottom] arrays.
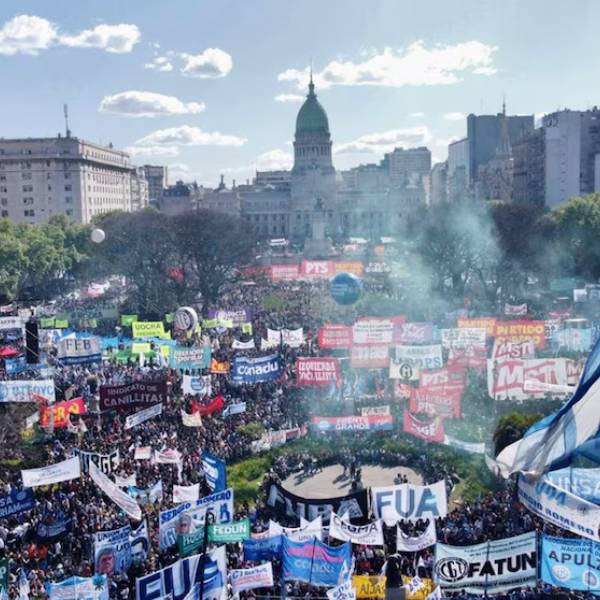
[[21, 456, 80, 487], [181, 409, 203, 427], [136, 546, 227, 600], [232, 354, 281, 383], [271, 264, 300, 281], [395, 345, 443, 370], [57, 337, 101, 364], [434, 532, 537, 593], [334, 261, 364, 276], [371, 480, 447, 525], [0, 489, 34, 519], [223, 402, 246, 417], [232, 338, 255, 350], [159, 488, 234, 549], [193, 395, 224, 416], [311, 415, 394, 433], [269, 516, 323, 542], [0, 315, 23, 331], [491, 339, 536, 360], [114, 473, 136, 487], [231, 563, 274, 596], [541, 534, 600, 593], [447, 345, 487, 370], [395, 323, 435, 344], [0, 379, 55, 403], [173, 483, 200, 504], [76, 449, 120, 475], [40, 398, 85, 428], [318, 324, 353, 349], [518, 476, 600, 541], [201, 451, 227, 492], [209, 518, 251, 543], [94, 525, 131, 575], [208, 308, 252, 326], [443, 435, 486, 454], [494, 319, 545, 348], [546, 467, 600, 503], [329, 512, 384, 545], [132, 321, 166, 338], [296, 357, 341, 386], [402, 577, 434, 600], [134, 447, 152, 461], [99, 380, 167, 412], [124, 404, 162, 430], [360, 405, 390, 417], [353, 317, 395, 345], [504, 303, 528, 316], [170, 345, 211, 370], [266, 481, 369, 522], [353, 576, 384, 599], [282, 328, 304, 347], [282, 537, 352, 587], [350, 345, 390, 369], [49, 575, 108, 600], [243, 535, 283, 561], [409, 386, 462, 419], [89, 462, 142, 521], [403, 411, 445, 443], [419, 368, 466, 388], [457, 317, 496, 337], [487, 358, 568, 400], [441, 328, 486, 349], [182, 375, 212, 396], [130, 521, 149, 565], [396, 520, 437, 552], [553, 328, 593, 352], [300, 259, 334, 279], [120, 314, 138, 326], [36, 516, 72, 542]]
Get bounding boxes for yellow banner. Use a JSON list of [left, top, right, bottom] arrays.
[[132, 321, 166, 338], [402, 577, 434, 600], [210, 358, 230, 374], [131, 343, 151, 355], [354, 576, 385, 599]]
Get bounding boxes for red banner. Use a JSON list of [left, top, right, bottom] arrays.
[[393, 381, 413, 399], [271, 264, 300, 281], [300, 260, 334, 279], [494, 320, 545, 349], [492, 340, 536, 360], [447, 345, 487, 370], [192, 395, 224, 416], [410, 386, 462, 418], [318, 324, 353, 349], [403, 411, 445, 442], [419, 367, 466, 388], [296, 357, 341, 386], [40, 398, 86, 428], [350, 344, 390, 369]]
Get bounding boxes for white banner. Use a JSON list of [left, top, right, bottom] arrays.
[[89, 461, 142, 521], [125, 403, 162, 430], [114, 473, 136, 487], [491, 340, 536, 360], [182, 375, 211, 396], [327, 580, 356, 600], [173, 483, 200, 504], [21, 456, 80, 488], [268, 328, 304, 348], [261, 337, 278, 350], [57, 337, 101, 363], [395, 345, 443, 370], [181, 410, 203, 427], [230, 563, 274, 595], [154, 449, 182, 465], [518, 476, 600, 542], [443, 435, 486, 454], [134, 447, 152, 460], [353, 318, 394, 345], [441, 328, 486, 349], [223, 402, 246, 417], [360, 405, 390, 417], [0, 379, 55, 403], [504, 303, 527, 315], [329, 512, 384, 546], [434, 532, 537, 593], [371, 480, 447, 525], [268, 516, 323, 542], [396, 520, 437, 552], [0, 316, 23, 331], [232, 339, 255, 350]]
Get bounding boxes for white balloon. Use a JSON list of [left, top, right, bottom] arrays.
[[174, 306, 199, 332], [91, 228, 105, 244]]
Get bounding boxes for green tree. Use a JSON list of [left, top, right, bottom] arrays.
[[493, 412, 542, 456]]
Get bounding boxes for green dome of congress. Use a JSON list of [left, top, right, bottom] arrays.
[[295, 80, 330, 136]]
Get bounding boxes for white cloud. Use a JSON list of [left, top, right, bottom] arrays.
[[410, 112, 425, 118], [274, 93, 304, 103], [134, 125, 246, 148], [253, 149, 293, 170], [278, 41, 497, 90], [99, 91, 205, 117], [144, 55, 173, 71], [0, 14, 140, 55], [435, 136, 461, 147], [473, 66, 497, 76], [125, 145, 180, 157], [180, 48, 232, 78], [443, 112, 465, 121], [0, 15, 57, 55], [334, 126, 432, 155]]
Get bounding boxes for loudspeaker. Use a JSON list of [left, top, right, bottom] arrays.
[[25, 319, 39, 364]]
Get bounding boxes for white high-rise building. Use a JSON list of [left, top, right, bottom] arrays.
[[0, 135, 133, 224]]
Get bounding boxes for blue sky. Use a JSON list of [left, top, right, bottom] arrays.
[[1, 0, 599, 185]]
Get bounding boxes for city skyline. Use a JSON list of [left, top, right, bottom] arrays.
[[1, 0, 600, 185]]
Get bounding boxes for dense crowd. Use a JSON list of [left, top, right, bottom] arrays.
[[0, 280, 595, 600]]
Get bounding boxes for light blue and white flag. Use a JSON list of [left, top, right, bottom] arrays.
[[496, 337, 600, 478], [201, 451, 227, 492]]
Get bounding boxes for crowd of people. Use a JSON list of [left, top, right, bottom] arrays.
[[0, 278, 595, 600]]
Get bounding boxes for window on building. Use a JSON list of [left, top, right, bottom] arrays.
[[65, 196, 73, 204], [65, 209, 73, 216], [0, 199, 7, 206], [0, 188, 6, 193], [1, 210, 7, 217], [46, 161, 51, 167], [64, 172, 71, 179], [22, 185, 33, 192], [23, 198, 34, 206], [0, 176, 5, 182], [24, 209, 35, 217], [22, 173, 32, 180], [64, 184, 72, 191]]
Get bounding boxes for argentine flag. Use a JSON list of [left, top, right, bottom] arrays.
[[496, 336, 600, 478]]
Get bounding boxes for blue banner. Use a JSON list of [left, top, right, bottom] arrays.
[[170, 345, 211, 371], [0, 489, 34, 519], [243, 536, 282, 561], [232, 354, 281, 384], [282, 537, 352, 587], [48, 576, 108, 600], [36, 516, 73, 542], [546, 467, 600, 503], [202, 451, 227, 492], [541, 534, 600, 592], [94, 525, 131, 575]]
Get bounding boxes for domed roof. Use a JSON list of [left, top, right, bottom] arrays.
[[295, 80, 330, 136]]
